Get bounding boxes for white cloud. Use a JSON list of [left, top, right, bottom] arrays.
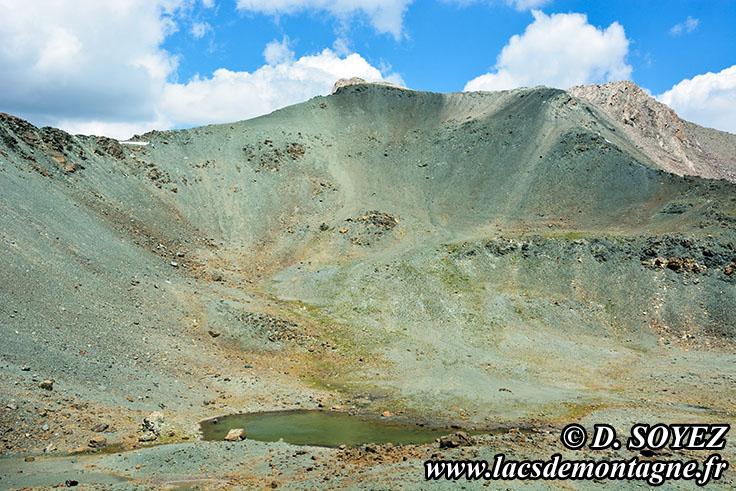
[[441, 0, 551, 11], [686, 17, 699, 31], [160, 45, 400, 128], [657, 65, 736, 134], [234, 0, 414, 39], [0, 0, 180, 127], [506, 0, 551, 10], [464, 10, 631, 92], [332, 36, 352, 56], [0, 1, 398, 139], [670, 16, 699, 35], [190, 21, 211, 38], [263, 37, 294, 65], [46, 42, 399, 138], [56, 119, 171, 140]]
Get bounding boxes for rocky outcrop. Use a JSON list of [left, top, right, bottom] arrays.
[[568, 81, 736, 181], [0, 112, 88, 175], [330, 77, 403, 95], [138, 411, 166, 442]]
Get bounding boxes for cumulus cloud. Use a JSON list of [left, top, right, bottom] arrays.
[[670, 16, 699, 35], [0, 0, 179, 127], [160, 45, 400, 128], [0, 0, 399, 138], [52, 43, 398, 138], [263, 37, 295, 65], [464, 10, 631, 92], [657, 65, 736, 134], [234, 0, 414, 39]]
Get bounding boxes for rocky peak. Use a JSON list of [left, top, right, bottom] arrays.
[[330, 77, 403, 95], [568, 81, 736, 181], [568, 81, 680, 136]]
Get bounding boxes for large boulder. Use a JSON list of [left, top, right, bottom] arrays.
[[439, 431, 474, 448], [141, 411, 165, 436], [224, 428, 246, 441]]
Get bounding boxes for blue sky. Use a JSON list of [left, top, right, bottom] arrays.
[[0, 0, 734, 137], [165, 0, 735, 95]]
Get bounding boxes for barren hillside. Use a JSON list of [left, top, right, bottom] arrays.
[[1, 82, 734, 488]]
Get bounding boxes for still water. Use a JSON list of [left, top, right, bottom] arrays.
[[200, 410, 448, 447]]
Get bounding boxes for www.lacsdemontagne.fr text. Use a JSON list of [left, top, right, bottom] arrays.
[[425, 453, 729, 486]]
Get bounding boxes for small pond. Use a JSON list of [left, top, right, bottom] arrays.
[[200, 410, 449, 447]]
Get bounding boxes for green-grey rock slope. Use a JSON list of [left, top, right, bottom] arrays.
[[1, 82, 735, 460]]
